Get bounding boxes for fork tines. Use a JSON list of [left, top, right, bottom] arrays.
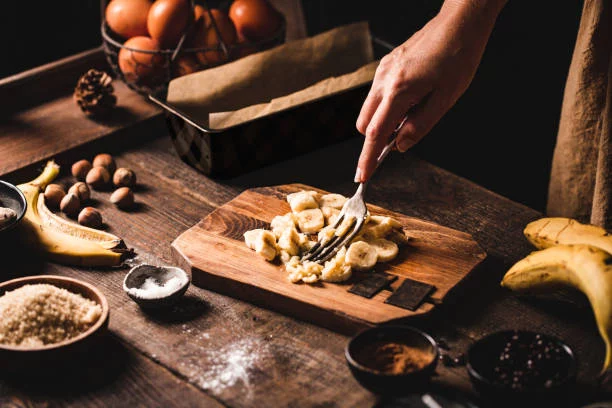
[[301, 215, 364, 264]]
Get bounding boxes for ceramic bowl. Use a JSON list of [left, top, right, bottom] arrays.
[[466, 330, 577, 405], [345, 325, 439, 396], [0, 275, 110, 376], [0, 180, 27, 234], [123, 264, 190, 309]]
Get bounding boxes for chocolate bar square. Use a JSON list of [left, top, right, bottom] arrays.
[[384, 278, 435, 311], [348, 272, 398, 299]]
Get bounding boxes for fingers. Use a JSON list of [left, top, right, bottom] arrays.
[[395, 91, 447, 152], [354, 90, 429, 183], [356, 89, 381, 135]]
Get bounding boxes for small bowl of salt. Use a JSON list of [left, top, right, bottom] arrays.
[[123, 264, 190, 309]]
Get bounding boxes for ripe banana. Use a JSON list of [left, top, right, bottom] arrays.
[[524, 217, 612, 254], [17, 160, 129, 266], [501, 244, 612, 375], [243, 229, 278, 261], [321, 247, 352, 282], [317, 193, 346, 210], [368, 238, 399, 262], [295, 208, 324, 234], [346, 241, 377, 270], [287, 191, 319, 212]]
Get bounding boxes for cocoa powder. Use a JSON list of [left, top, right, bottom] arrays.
[[355, 341, 433, 374]]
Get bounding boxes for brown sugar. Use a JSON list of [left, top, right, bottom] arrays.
[[355, 341, 434, 374], [0, 284, 102, 348]]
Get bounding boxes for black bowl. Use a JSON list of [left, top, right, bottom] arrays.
[[0, 180, 27, 234], [345, 325, 439, 396], [466, 330, 577, 406], [123, 264, 190, 309]]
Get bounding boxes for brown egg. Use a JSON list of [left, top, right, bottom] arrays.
[[190, 8, 236, 66], [147, 0, 192, 49], [229, 0, 282, 42], [118, 36, 166, 87], [105, 0, 152, 39]]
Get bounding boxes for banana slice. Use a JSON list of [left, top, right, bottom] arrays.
[[321, 206, 340, 226], [368, 238, 399, 262], [336, 215, 356, 237], [243, 229, 278, 261], [317, 225, 336, 244], [321, 247, 352, 282], [361, 215, 402, 239], [270, 213, 296, 238], [277, 227, 301, 256], [317, 193, 347, 210], [345, 241, 377, 271], [287, 191, 319, 212], [295, 208, 325, 234]]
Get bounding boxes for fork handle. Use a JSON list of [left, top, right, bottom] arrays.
[[364, 115, 409, 187]]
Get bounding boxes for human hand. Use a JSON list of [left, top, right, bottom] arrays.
[[354, 0, 507, 182]]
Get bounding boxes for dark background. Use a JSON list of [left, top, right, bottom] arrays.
[[0, 1, 584, 213]]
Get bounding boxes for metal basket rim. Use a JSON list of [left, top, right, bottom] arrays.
[[100, 15, 286, 55]]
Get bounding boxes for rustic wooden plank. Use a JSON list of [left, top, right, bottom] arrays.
[[0, 334, 224, 408], [0, 80, 162, 178], [2, 131, 611, 405], [0, 48, 109, 114]]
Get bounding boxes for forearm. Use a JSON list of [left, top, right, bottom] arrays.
[[439, 0, 508, 36]]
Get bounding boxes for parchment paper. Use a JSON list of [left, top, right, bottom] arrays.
[[166, 21, 375, 129]]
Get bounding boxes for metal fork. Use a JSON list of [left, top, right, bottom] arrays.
[[302, 116, 409, 264]]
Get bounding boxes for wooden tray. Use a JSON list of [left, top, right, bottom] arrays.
[[171, 183, 487, 333]]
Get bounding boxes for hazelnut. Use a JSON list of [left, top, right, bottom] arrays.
[[43, 184, 66, 209], [60, 193, 80, 216], [110, 187, 135, 210], [92, 153, 116, 175], [86, 166, 111, 190], [78, 207, 103, 229], [68, 182, 91, 202], [113, 167, 137, 188], [71, 159, 92, 181]]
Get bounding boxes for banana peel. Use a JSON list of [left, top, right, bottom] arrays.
[[16, 160, 131, 267], [501, 216, 612, 376]]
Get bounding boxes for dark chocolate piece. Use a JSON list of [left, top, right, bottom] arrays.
[[384, 278, 435, 311], [348, 272, 398, 299]]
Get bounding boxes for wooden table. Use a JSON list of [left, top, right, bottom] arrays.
[[1, 50, 611, 408]]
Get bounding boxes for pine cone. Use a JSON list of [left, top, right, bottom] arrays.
[[74, 69, 117, 117]]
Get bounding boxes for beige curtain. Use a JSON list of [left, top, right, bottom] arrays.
[[547, 0, 611, 229]]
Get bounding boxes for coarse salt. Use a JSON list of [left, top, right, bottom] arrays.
[[127, 276, 186, 299]]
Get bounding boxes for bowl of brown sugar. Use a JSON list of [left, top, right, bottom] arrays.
[[345, 325, 439, 396], [0, 275, 110, 376]]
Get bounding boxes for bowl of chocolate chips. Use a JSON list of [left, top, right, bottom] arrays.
[[467, 330, 577, 405]]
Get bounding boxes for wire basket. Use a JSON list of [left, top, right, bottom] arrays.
[[101, 0, 286, 96]]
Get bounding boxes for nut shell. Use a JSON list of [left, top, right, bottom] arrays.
[[60, 193, 81, 216], [43, 184, 66, 209], [92, 154, 116, 175], [78, 207, 103, 229], [68, 182, 91, 202], [110, 187, 135, 209], [113, 168, 137, 188], [86, 167, 111, 190], [71, 160, 93, 181]]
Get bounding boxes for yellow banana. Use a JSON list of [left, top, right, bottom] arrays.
[[524, 217, 612, 254], [17, 160, 130, 266], [502, 244, 612, 375]]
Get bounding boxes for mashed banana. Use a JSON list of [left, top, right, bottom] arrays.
[[244, 190, 409, 284]]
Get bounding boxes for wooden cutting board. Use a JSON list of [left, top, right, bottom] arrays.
[[171, 184, 487, 333]]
